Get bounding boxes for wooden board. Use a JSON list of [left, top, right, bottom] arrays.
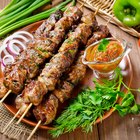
[[0, 1, 140, 140]]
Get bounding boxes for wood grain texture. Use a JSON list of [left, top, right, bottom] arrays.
[[96, 16, 140, 140], [0, 0, 10, 9], [0, 0, 140, 140]]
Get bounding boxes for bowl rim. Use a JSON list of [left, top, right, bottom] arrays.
[[82, 37, 132, 65]]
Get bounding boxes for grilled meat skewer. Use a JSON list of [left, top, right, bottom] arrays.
[[0, 11, 63, 98], [15, 13, 97, 115], [33, 94, 59, 125], [33, 25, 110, 125], [53, 52, 86, 103], [33, 52, 86, 125], [86, 25, 110, 46], [34, 10, 63, 38], [2, 7, 83, 95]]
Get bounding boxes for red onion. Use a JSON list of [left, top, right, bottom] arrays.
[[0, 31, 34, 71], [2, 55, 14, 67]]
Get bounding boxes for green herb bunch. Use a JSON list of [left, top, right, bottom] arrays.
[[49, 68, 140, 137], [0, 0, 75, 38]]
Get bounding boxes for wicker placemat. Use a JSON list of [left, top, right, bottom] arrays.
[[0, 104, 38, 139], [78, 0, 140, 38]]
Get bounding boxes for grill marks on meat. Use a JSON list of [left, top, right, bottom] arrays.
[[65, 52, 87, 86], [4, 63, 27, 94], [32, 13, 98, 124], [81, 13, 98, 31], [64, 7, 83, 23], [66, 14, 97, 46], [3, 7, 83, 95], [39, 63, 62, 91], [34, 10, 63, 38], [58, 37, 79, 52], [50, 53, 86, 123], [33, 24, 111, 125], [49, 28, 65, 45], [53, 52, 87, 103], [33, 94, 58, 125], [22, 80, 47, 106], [33, 52, 87, 124], [53, 81, 74, 103], [86, 25, 110, 46], [34, 39, 56, 58], [19, 45, 79, 107], [15, 7, 83, 110], [15, 12, 93, 116], [25, 23, 91, 106]]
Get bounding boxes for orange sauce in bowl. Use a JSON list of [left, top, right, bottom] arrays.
[[86, 41, 124, 73]]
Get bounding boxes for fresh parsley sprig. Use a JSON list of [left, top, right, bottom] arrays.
[[49, 68, 140, 137], [98, 38, 109, 52]]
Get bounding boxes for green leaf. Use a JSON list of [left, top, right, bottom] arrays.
[[117, 91, 125, 98], [114, 105, 129, 116], [83, 110, 92, 116], [89, 94, 102, 105], [98, 38, 109, 52], [72, 0, 76, 6], [130, 104, 139, 114], [70, 102, 83, 111], [121, 93, 134, 107]]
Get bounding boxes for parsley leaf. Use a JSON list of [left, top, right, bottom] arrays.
[[98, 38, 109, 52]]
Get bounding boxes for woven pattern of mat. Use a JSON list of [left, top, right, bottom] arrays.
[[0, 104, 38, 139], [78, 0, 140, 38]]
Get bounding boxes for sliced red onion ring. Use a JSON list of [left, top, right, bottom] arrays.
[[7, 39, 26, 55], [0, 44, 7, 61], [3, 34, 29, 45], [7, 44, 18, 56], [3, 48, 10, 56], [2, 36, 11, 45], [3, 31, 33, 45], [2, 55, 15, 67], [0, 31, 34, 71], [13, 31, 33, 39]]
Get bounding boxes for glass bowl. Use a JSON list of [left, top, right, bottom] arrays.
[[82, 37, 132, 80]]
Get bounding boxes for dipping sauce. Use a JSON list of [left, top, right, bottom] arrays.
[[85, 40, 124, 73]]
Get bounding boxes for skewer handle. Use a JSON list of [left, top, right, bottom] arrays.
[[2, 109, 21, 133], [27, 120, 41, 140], [0, 90, 11, 103], [16, 103, 32, 124]]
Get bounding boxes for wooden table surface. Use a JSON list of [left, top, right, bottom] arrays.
[[1, 0, 140, 140]]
